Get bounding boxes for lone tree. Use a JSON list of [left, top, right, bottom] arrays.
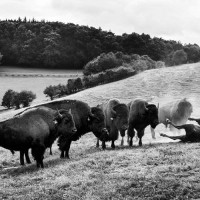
[[1, 89, 16, 109], [74, 78, 83, 91], [18, 90, 36, 107], [44, 85, 58, 100]]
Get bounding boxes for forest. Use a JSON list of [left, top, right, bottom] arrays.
[[0, 18, 200, 70]]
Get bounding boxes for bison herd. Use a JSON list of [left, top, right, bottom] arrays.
[[0, 98, 199, 168]]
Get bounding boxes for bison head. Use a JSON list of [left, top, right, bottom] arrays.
[[145, 104, 159, 129], [88, 107, 110, 141], [110, 104, 129, 131], [53, 109, 77, 138]]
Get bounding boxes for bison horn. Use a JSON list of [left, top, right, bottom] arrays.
[[57, 109, 63, 118], [144, 103, 149, 111], [111, 107, 117, 117]]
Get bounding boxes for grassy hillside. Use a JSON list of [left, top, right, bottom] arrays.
[[1, 63, 200, 199]]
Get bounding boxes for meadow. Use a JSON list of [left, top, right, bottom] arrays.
[[0, 66, 82, 110], [1, 63, 200, 199]]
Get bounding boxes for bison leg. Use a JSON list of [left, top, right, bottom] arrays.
[[20, 151, 25, 165], [111, 140, 115, 149], [60, 151, 65, 158], [64, 140, 72, 159], [96, 138, 100, 148], [102, 141, 106, 150], [138, 130, 144, 146], [25, 149, 31, 164], [160, 133, 187, 141], [31, 141, 46, 168], [120, 130, 125, 146], [49, 146, 52, 155], [60, 140, 71, 159], [121, 137, 124, 146], [150, 127, 156, 139], [40, 160, 44, 168], [189, 117, 200, 125], [167, 119, 185, 130], [127, 124, 135, 147]]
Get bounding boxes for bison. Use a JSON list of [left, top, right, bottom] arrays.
[[160, 119, 200, 142], [188, 117, 200, 125], [0, 106, 77, 168], [34, 100, 109, 158], [127, 99, 159, 146], [96, 99, 129, 149], [151, 98, 193, 138]]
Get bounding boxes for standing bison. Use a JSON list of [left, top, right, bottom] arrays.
[[127, 99, 159, 146], [36, 100, 109, 158], [151, 98, 193, 138], [96, 99, 129, 149], [0, 106, 76, 168]]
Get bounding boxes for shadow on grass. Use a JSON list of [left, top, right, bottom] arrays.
[[0, 156, 71, 176], [0, 141, 185, 176], [88, 141, 181, 152]]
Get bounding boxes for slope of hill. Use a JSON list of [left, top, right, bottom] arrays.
[[1, 62, 200, 142], [1, 62, 200, 118], [1, 63, 200, 199]]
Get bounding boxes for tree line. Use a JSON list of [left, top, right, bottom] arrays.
[[43, 52, 163, 100], [1, 90, 36, 109], [0, 18, 200, 70]]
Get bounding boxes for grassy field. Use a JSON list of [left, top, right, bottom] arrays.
[[0, 66, 82, 110], [1, 63, 200, 199]]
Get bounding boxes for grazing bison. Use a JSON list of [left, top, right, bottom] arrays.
[[0, 107, 76, 168], [160, 119, 200, 142], [96, 99, 129, 149], [35, 100, 109, 158], [127, 99, 159, 146], [151, 98, 193, 138]]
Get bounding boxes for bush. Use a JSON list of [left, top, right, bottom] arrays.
[[18, 90, 36, 107], [141, 55, 157, 69], [172, 50, 187, 65], [74, 77, 83, 91], [83, 52, 161, 76], [184, 45, 200, 63], [83, 52, 122, 76], [67, 79, 75, 94], [56, 84, 68, 97], [132, 60, 148, 71], [156, 61, 165, 68], [44, 85, 58, 100], [2, 89, 36, 109], [82, 66, 136, 87], [12, 92, 21, 109], [1, 89, 16, 109]]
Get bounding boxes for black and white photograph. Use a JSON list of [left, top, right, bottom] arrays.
[[0, 0, 200, 199]]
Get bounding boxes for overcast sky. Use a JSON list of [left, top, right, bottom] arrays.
[[0, 0, 200, 45]]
